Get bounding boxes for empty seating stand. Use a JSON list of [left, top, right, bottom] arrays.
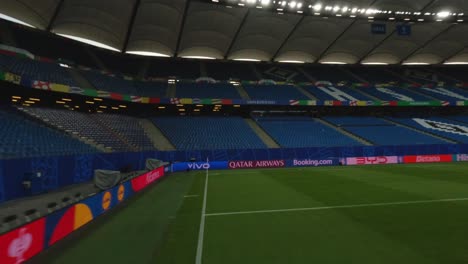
[[23, 108, 154, 152], [152, 116, 266, 150], [244, 84, 308, 100], [255, 116, 361, 148], [324, 117, 446, 145], [176, 82, 242, 99], [0, 53, 77, 86], [0, 108, 96, 159]]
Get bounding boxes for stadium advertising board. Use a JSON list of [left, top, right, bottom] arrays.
[[0, 166, 165, 263], [228, 160, 285, 169], [403, 154, 453, 164], [456, 154, 468, 162], [343, 156, 400, 166], [171, 161, 228, 172], [287, 159, 338, 167]]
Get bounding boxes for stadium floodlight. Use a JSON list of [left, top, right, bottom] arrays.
[[297, 2, 303, 9], [444, 62, 468, 65], [289, 1, 297, 8], [325, 6, 332, 11], [233, 58, 261, 62], [362, 62, 389, 65], [342, 6, 348, 12], [126, 51, 171, 57], [402, 62, 430, 65], [246, 0, 256, 4], [56, 33, 121, 52], [278, 60, 305, 63], [321, 61, 347, 64], [437, 11, 450, 18], [351, 7, 357, 13], [333, 6, 340, 12], [0, 13, 35, 28], [313, 4, 322, 11], [261, 0, 270, 6], [181, 55, 216, 60]]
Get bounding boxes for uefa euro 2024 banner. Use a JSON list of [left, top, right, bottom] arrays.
[[0, 166, 165, 264]]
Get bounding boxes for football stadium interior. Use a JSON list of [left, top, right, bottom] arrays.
[[1, 0, 468, 263]]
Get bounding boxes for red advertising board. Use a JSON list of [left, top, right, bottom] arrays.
[[130, 167, 165, 192], [0, 218, 46, 264], [228, 160, 285, 169], [403, 154, 453, 164], [345, 156, 399, 166]]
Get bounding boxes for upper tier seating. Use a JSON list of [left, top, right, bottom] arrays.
[[305, 85, 373, 101], [388, 117, 468, 143], [24, 108, 153, 152], [82, 70, 134, 94], [362, 87, 433, 101], [152, 116, 266, 150], [148, 60, 200, 79], [324, 117, 446, 145], [244, 85, 309, 100], [0, 108, 96, 159], [176, 83, 242, 99], [0, 53, 77, 86], [134, 81, 167, 97], [205, 61, 258, 80], [303, 67, 357, 82], [349, 68, 402, 83], [255, 116, 361, 148], [416, 87, 468, 101]]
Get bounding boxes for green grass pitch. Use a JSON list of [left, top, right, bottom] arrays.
[[37, 163, 468, 264]]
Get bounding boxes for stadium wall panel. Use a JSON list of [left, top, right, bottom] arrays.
[[1, 144, 467, 202]]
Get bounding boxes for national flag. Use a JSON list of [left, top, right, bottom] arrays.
[[192, 98, 202, 104], [131, 96, 142, 102], [170, 98, 181, 104], [70, 87, 84, 94], [357, 101, 367, 106], [32, 80, 51, 90], [441, 101, 450, 106], [180, 98, 193, 104], [97, 90, 111, 98], [389, 101, 398, 106], [5, 73, 21, 85], [349, 101, 358, 106], [110, 93, 123, 100], [289, 100, 299, 106], [50, 83, 70, 93], [141, 97, 150, 104], [211, 99, 222, 104], [149, 97, 160, 104], [222, 99, 233, 105], [333, 101, 342, 106]]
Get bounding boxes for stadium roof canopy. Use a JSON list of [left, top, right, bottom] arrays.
[[1, 0, 468, 65]]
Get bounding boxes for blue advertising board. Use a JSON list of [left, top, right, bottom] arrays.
[[171, 161, 228, 172]]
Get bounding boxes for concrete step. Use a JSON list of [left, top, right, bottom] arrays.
[[236, 84, 251, 100], [316, 118, 374, 146], [245, 118, 280, 148], [139, 119, 176, 151]]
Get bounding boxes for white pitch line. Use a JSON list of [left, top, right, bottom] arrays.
[[205, 197, 468, 217], [195, 167, 209, 264]]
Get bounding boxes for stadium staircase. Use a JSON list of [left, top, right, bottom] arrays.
[[382, 118, 458, 144], [400, 87, 439, 100], [88, 115, 138, 152], [235, 84, 251, 100], [139, 119, 176, 151], [251, 64, 263, 80], [15, 107, 108, 153], [295, 85, 317, 100], [350, 87, 381, 101], [67, 68, 96, 90], [342, 68, 367, 83], [296, 67, 315, 82], [167, 82, 176, 97], [244, 118, 280, 148], [316, 118, 373, 146]]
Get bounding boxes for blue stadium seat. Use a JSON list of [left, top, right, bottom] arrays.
[[324, 117, 446, 145], [152, 116, 266, 150], [0, 108, 97, 159], [176, 83, 241, 99], [305, 85, 372, 101], [255, 116, 361, 147], [244, 85, 308, 100]]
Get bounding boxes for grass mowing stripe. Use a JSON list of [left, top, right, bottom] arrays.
[[205, 197, 468, 217], [195, 168, 209, 264]]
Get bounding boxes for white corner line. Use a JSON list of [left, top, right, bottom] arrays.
[[205, 197, 468, 217]]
